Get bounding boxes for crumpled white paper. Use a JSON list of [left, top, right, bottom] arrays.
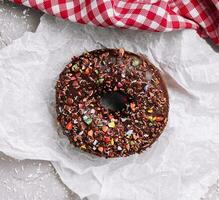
[[0, 14, 219, 200]]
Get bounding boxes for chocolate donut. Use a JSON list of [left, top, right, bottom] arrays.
[[56, 49, 169, 158]]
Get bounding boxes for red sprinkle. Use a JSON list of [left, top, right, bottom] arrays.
[[117, 82, 123, 88], [104, 136, 111, 143], [71, 76, 77, 80], [79, 103, 84, 109]]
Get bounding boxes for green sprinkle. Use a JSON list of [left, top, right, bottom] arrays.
[[132, 58, 140, 67], [95, 70, 99, 74], [71, 63, 79, 71], [82, 115, 92, 125], [149, 122, 153, 126], [97, 78, 104, 84]]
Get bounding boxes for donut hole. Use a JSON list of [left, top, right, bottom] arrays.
[[100, 91, 131, 112]]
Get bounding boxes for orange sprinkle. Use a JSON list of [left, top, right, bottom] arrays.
[[98, 146, 104, 152], [155, 116, 164, 122], [66, 122, 73, 130], [102, 126, 109, 132], [84, 67, 92, 75], [119, 48, 125, 57], [87, 130, 93, 137], [130, 102, 136, 112]]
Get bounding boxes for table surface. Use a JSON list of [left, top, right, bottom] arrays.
[[0, 1, 218, 200]]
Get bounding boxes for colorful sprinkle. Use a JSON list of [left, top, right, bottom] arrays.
[[98, 146, 104, 152], [104, 136, 111, 143], [87, 130, 93, 137], [79, 104, 84, 109], [155, 116, 164, 122], [109, 114, 114, 120], [117, 82, 123, 88], [90, 109, 95, 114], [130, 102, 136, 112], [117, 146, 122, 151], [97, 78, 104, 84], [121, 118, 127, 122], [71, 63, 79, 71], [132, 58, 140, 67], [78, 131, 84, 135], [84, 67, 92, 75], [66, 122, 73, 130], [119, 48, 125, 57], [126, 130, 133, 136], [70, 76, 77, 81], [147, 108, 153, 113], [108, 121, 115, 128], [144, 85, 149, 92], [102, 126, 109, 132], [82, 115, 93, 125], [147, 116, 154, 122], [110, 138, 114, 145]]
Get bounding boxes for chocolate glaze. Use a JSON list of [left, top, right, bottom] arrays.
[[56, 49, 169, 158]]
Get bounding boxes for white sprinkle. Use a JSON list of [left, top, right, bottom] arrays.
[[144, 84, 150, 92], [90, 108, 95, 114], [126, 130, 133, 136], [144, 133, 149, 137], [117, 146, 122, 151], [121, 118, 127, 122], [79, 131, 84, 135], [93, 140, 98, 146]]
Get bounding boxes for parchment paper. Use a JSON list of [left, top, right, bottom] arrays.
[[0, 15, 219, 200]]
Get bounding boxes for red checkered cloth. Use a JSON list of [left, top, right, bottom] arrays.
[[11, 0, 219, 44]]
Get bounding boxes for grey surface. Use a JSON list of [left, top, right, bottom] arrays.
[[0, 1, 218, 200], [0, 1, 79, 200]]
